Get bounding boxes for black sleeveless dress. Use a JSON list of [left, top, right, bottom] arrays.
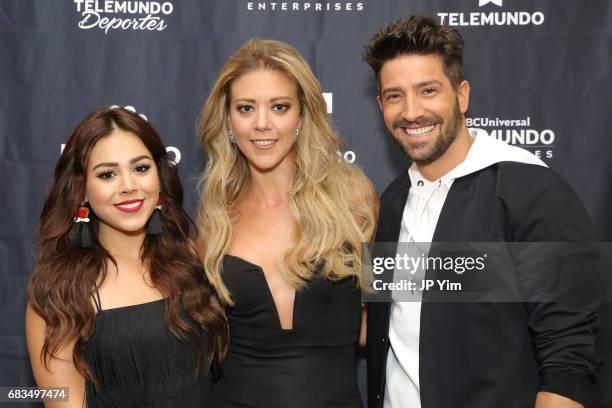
[[84, 292, 210, 407], [211, 255, 362, 408]]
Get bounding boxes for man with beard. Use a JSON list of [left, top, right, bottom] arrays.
[[363, 16, 601, 408]]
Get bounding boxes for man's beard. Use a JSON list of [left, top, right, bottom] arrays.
[[391, 99, 463, 165]]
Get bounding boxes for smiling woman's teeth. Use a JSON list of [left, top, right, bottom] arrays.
[[117, 201, 141, 209], [404, 125, 435, 135], [253, 140, 275, 146]]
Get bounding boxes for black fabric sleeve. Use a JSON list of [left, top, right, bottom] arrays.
[[503, 165, 603, 406]]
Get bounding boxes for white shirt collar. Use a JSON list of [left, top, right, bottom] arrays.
[[408, 128, 547, 187]]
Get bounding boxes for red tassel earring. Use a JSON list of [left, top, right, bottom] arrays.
[[69, 204, 92, 248], [74, 206, 90, 223]]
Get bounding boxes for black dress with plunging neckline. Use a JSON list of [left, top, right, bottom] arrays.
[[210, 254, 362, 408], [83, 290, 211, 407]]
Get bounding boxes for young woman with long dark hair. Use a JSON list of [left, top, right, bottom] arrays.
[[26, 108, 227, 407]]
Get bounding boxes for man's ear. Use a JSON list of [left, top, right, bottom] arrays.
[[376, 95, 383, 112], [457, 80, 470, 114]]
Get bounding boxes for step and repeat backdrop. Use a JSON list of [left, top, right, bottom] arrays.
[[1, 0, 611, 406]]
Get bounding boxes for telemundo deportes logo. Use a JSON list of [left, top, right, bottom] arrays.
[[73, 0, 174, 34]]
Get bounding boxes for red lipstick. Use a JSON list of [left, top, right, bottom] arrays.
[[114, 198, 144, 213]]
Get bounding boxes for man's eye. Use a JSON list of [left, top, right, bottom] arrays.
[[134, 164, 151, 173], [386, 94, 400, 102], [422, 88, 438, 96], [97, 171, 115, 180]]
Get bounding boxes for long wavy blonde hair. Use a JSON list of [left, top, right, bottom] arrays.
[[197, 38, 376, 304]]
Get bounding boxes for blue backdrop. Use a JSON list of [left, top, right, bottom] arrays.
[[1, 1, 610, 406]]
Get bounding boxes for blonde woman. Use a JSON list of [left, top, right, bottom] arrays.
[[197, 38, 378, 407]]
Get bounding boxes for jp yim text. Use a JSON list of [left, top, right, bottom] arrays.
[[373, 279, 462, 292]]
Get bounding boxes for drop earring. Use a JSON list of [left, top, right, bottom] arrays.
[[147, 196, 163, 235], [229, 129, 236, 144], [69, 204, 92, 248]]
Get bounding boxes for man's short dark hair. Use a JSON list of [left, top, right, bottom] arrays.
[[363, 16, 465, 89]]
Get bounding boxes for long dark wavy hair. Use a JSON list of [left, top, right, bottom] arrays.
[[28, 108, 228, 386]]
